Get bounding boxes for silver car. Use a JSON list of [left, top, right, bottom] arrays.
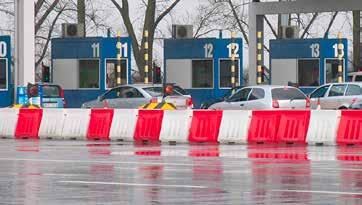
[[309, 82, 362, 109], [81, 84, 193, 109], [209, 85, 309, 110]]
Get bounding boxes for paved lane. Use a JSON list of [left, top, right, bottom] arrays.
[[0, 140, 361, 204]]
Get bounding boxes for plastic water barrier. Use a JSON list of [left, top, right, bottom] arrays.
[[61, 109, 90, 140], [134, 110, 164, 142], [0, 108, 19, 138], [306, 110, 341, 146], [15, 109, 43, 139], [39, 109, 66, 139], [159, 110, 193, 143], [3, 108, 362, 146], [87, 109, 114, 141], [337, 110, 362, 145], [188, 110, 223, 143], [109, 109, 138, 141], [218, 110, 252, 144]]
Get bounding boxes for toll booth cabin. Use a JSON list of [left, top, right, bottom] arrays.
[[0, 36, 12, 107], [51, 37, 132, 107], [164, 38, 243, 108], [270, 38, 348, 93]]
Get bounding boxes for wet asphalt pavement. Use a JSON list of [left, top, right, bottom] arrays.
[[0, 140, 362, 204]]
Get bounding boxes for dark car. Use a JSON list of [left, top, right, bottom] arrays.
[[200, 86, 244, 109]]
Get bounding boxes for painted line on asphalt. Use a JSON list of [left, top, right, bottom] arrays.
[[271, 189, 362, 196], [58, 180, 208, 189]]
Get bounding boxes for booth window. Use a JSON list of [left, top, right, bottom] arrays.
[[192, 60, 213, 88], [326, 59, 343, 83], [105, 59, 127, 88], [297, 59, 319, 86], [219, 60, 239, 88], [0, 59, 6, 89], [79, 59, 99, 88]]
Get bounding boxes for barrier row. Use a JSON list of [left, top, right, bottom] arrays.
[[0, 108, 361, 145]]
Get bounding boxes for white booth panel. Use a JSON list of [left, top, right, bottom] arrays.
[[166, 59, 192, 89], [53, 59, 79, 89], [271, 59, 297, 85]]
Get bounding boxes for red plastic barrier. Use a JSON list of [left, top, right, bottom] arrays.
[[87, 109, 114, 140], [188, 110, 222, 143], [248, 111, 280, 144], [15, 109, 43, 139], [276, 110, 310, 144], [134, 110, 164, 141], [337, 110, 362, 145]]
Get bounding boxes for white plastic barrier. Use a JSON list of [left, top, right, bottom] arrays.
[[39, 109, 66, 139], [61, 109, 90, 140], [0, 109, 19, 138], [218, 110, 252, 144], [306, 110, 341, 146], [159, 110, 193, 143], [109, 109, 138, 141]]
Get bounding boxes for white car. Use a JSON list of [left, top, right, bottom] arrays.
[[309, 82, 362, 109], [348, 71, 362, 82], [209, 85, 309, 110], [82, 84, 193, 109]]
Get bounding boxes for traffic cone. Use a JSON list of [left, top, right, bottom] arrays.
[[316, 98, 321, 110]]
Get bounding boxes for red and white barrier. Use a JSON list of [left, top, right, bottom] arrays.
[[39, 109, 66, 139], [0, 108, 19, 138], [109, 109, 138, 141], [159, 110, 193, 143], [306, 110, 340, 145], [1, 108, 362, 146], [218, 110, 251, 144], [61, 109, 90, 140]]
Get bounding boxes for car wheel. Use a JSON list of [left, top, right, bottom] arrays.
[[338, 106, 347, 110]]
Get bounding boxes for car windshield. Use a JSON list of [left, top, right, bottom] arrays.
[[272, 87, 306, 100], [173, 86, 188, 95], [143, 86, 182, 97], [42, 85, 61, 97]]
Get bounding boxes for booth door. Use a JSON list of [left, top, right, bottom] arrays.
[[271, 59, 297, 86]]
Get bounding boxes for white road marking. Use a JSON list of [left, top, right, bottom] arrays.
[[58, 180, 208, 189], [271, 189, 362, 196]]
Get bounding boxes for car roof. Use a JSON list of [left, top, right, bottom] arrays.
[[324, 82, 362, 86], [348, 71, 362, 76], [244, 85, 300, 89]]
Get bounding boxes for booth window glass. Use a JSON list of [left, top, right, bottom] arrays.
[[298, 59, 319, 86], [219, 60, 239, 88], [326, 59, 344, 83], [79, 59, 99, 88], [0, 59, 6, 89], [192, 60, 213, 88], [106, 59, 127, 88]]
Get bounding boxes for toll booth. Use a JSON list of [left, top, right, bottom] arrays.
[[0, 36, 12, 107], [270, 38, 348, 93], [164, 38, 243, 108], [51, 37, 132, 107]]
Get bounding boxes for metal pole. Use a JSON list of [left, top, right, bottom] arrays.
[[144, 30, 149, 84], [116, 31, 122, 86], [257, 31, 263, 85], [337, 32, 344, 83], [231, 31, 236, 88]]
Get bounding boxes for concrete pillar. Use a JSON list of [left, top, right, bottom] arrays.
[[15, 0, 35, 86]]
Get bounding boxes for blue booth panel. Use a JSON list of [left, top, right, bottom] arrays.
[[270, 38, 348, 94], [0, 36, 13, 107], [164, 38, 243, 108], [52, 37, 132, 108]]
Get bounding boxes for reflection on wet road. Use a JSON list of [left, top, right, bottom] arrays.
[[1, 140, 362, 204]]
